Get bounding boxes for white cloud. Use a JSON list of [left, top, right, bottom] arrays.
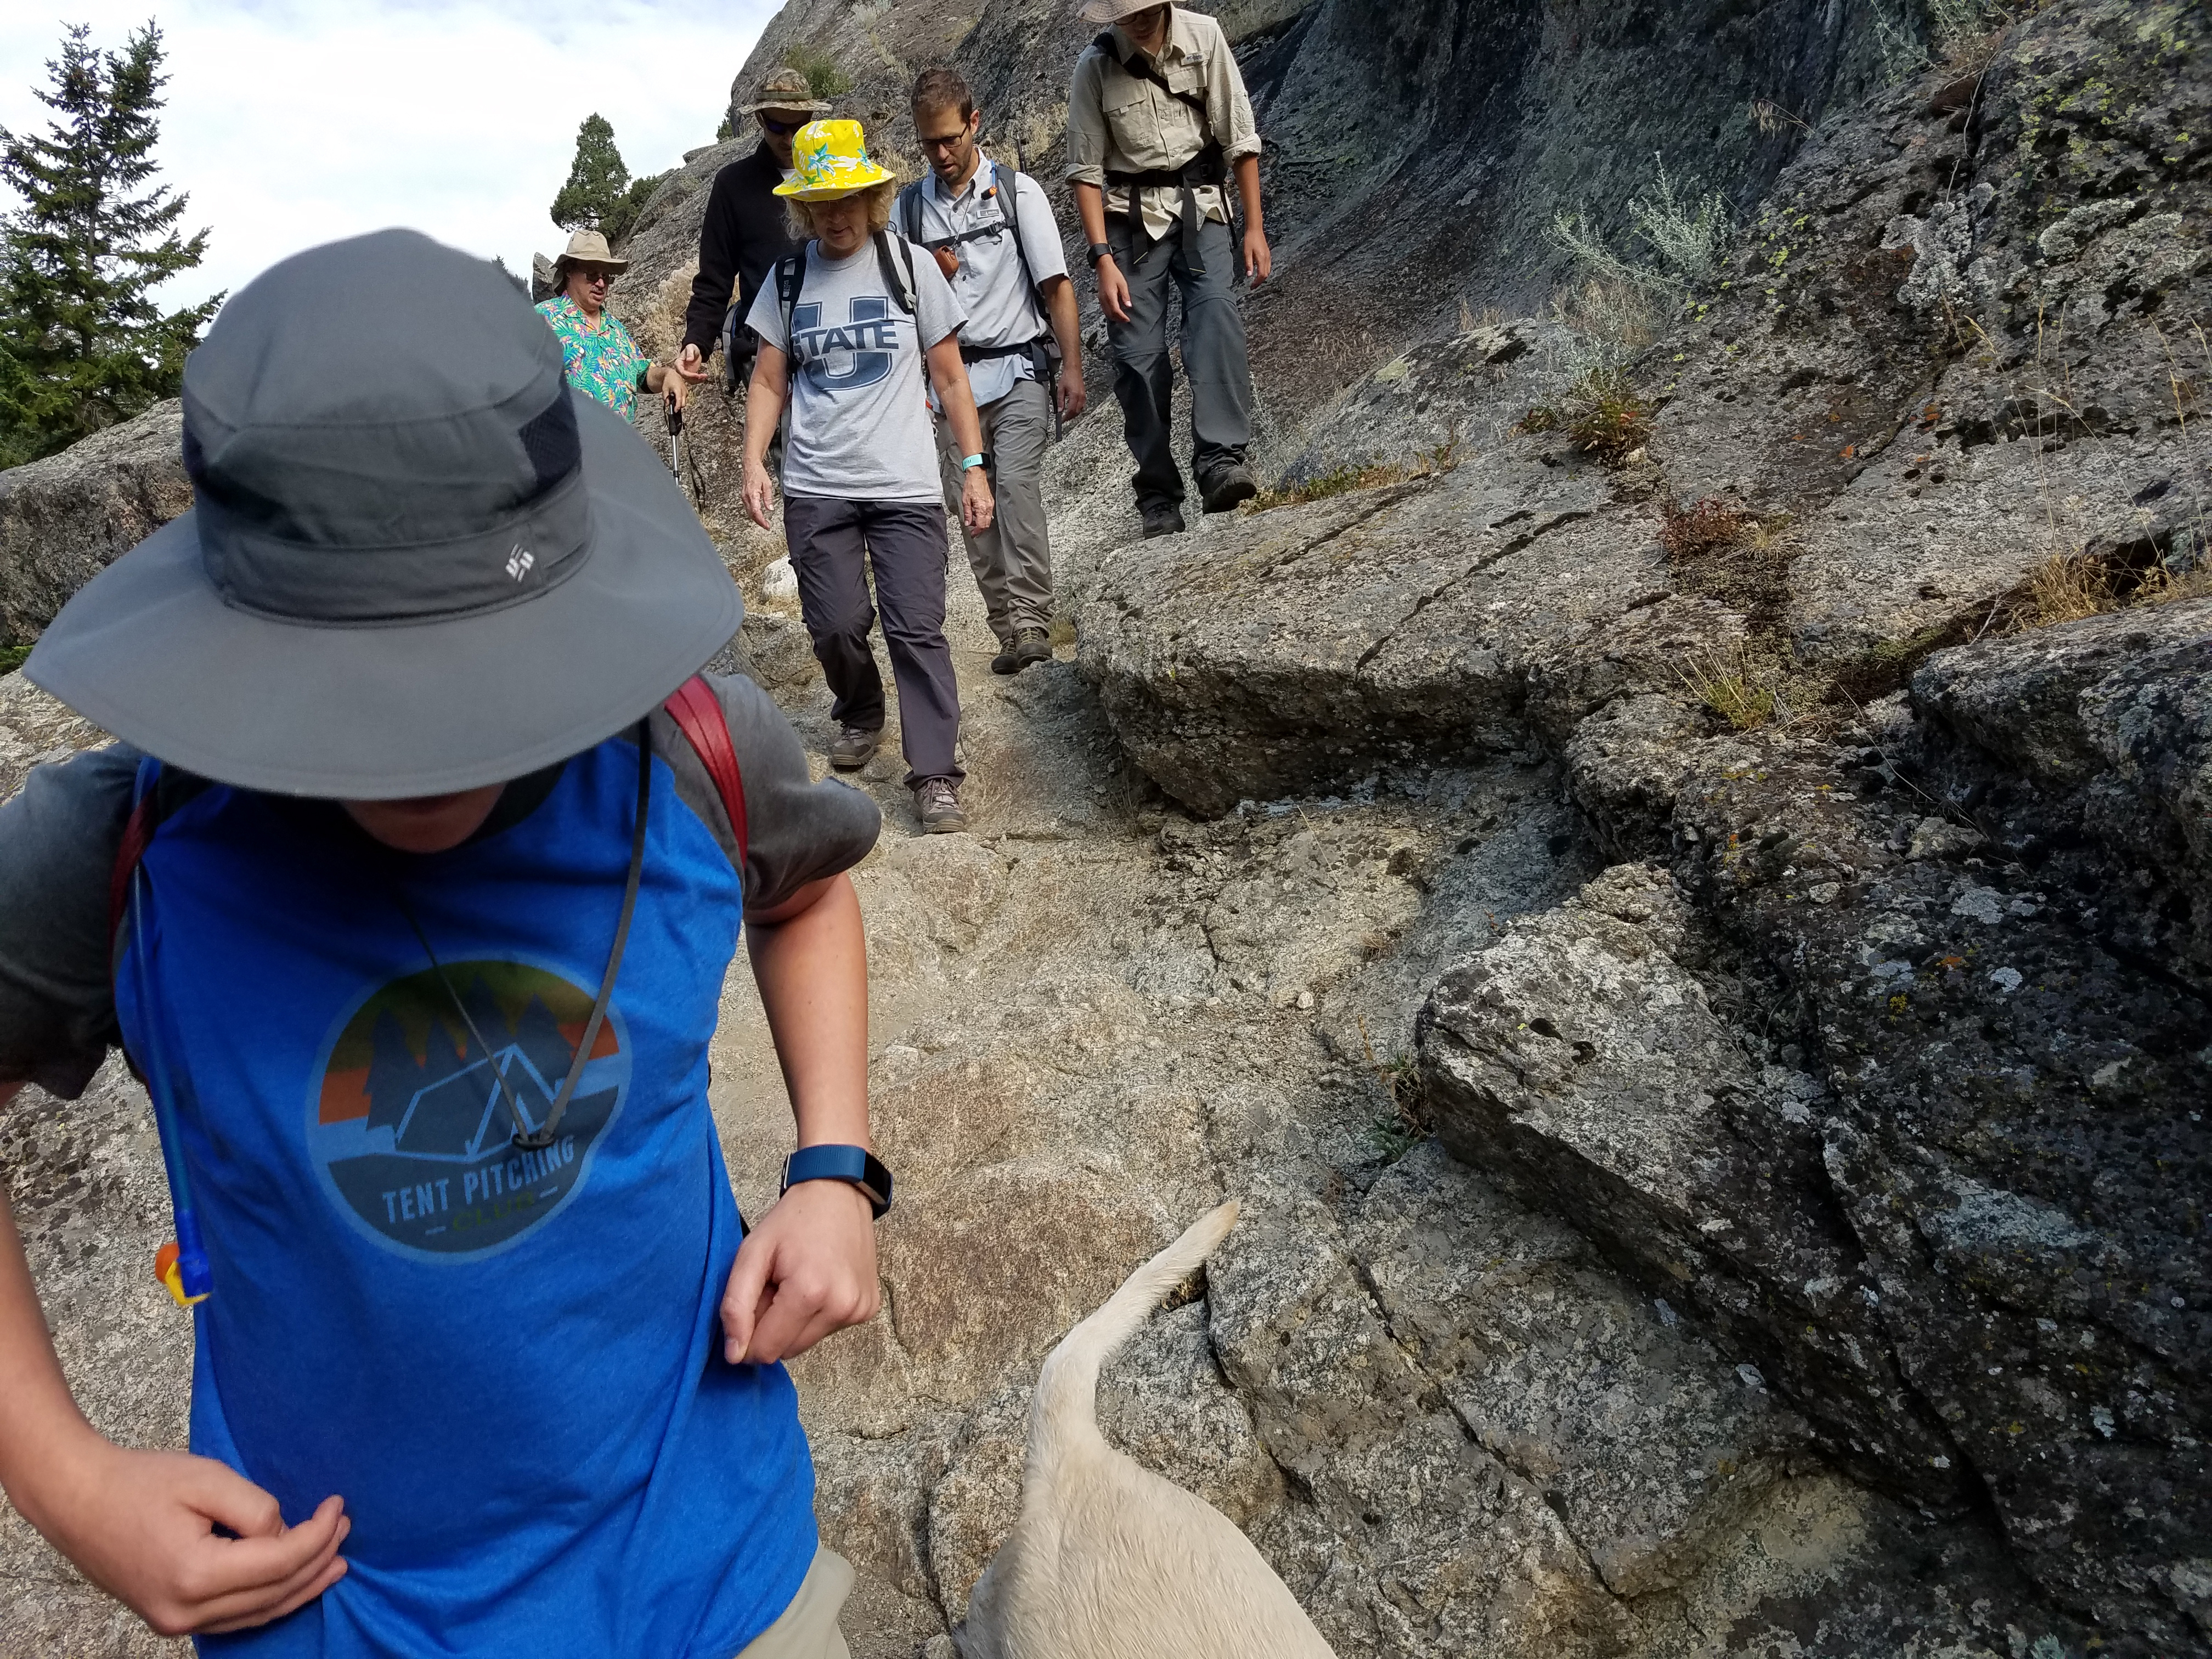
[[0, 0, 778, 312]]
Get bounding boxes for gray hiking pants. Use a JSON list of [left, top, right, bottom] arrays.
[[783, 495, 964, 788], [936, 376, 1054, 644], [1106, 213, 1253, 511]]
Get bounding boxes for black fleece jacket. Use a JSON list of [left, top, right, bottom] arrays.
[[681, 142, 802, 359]]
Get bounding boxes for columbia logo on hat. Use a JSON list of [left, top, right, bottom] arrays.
[[506, 546, 535, 581]]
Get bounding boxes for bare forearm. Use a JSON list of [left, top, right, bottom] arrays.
[[0, 1180, 99, 1526], [1045, 277, 1082, 375], [928, 349, 986, 457], [1074, 182, 1109, 251], [743, 356, 788, 466], [744, 874, 870, 1148], [1233, 155, 1264, 233]]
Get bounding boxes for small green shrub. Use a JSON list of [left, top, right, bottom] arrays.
[[787, 44, 852, 100], [0, 645, 31, 676], [1660, 496, 1749, 559], [1678, 647, 1775, 731], [1561, 368, 1652, 463]]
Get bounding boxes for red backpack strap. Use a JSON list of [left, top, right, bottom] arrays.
[[662, 674, 751, 870], [107, 759, 168, 962]]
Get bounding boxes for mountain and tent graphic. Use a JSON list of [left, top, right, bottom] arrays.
[[311, 961, 628, 1256]]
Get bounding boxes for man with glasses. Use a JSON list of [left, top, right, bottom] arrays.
[[900, 68, 1085, 676], [674, 69, 833, 394]]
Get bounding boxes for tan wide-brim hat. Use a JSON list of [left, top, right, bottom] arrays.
[[550, 228, 627, 286], [736, 66, 833, 117], [1079, 0, 1168, 24]]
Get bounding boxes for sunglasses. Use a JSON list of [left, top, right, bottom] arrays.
[[759, 115, 808, 136]]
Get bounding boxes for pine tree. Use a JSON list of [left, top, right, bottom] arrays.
[[549, 114, 630, 234], [0, 23, 219, 468]]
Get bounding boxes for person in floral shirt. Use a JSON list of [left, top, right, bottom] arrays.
[[537, 229, 685, 423]]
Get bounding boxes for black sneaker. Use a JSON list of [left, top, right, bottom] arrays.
[[990, 638, 1020, 675], [917, 777, 966, 833], [1200, 464, 1258, 514], [828, 725, 880, 770], [1141, 504, 1186, 539], [1013, 627, 1053, 670]]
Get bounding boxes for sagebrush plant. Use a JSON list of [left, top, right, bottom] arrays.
[[787, 44, 851, 100], [1549, 157, 1733, 308]]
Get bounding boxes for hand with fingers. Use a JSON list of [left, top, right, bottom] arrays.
[[742, 456, 778, 531], [719, 1178, 880, 1365], [674, 343, 711, 384], [1096, 256, 1131, 324], [29, 1437, 346, 1637]]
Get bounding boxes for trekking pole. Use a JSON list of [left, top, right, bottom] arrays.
[[129, 867, 212, 1308], [667, 392, 684, 482]]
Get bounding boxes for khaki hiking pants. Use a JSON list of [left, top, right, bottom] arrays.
[[735, 1549, 855, 1659]]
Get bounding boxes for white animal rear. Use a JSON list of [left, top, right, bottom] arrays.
[[960, 1201, 1339, 1659]]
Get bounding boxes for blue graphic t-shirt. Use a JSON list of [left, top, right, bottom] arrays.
[[111, 735, 815, 1658], [744, 237, 964, 504]]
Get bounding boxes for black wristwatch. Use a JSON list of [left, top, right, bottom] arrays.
[[1087, 241, 1114, 268], [781, 1144, 893, 1218]]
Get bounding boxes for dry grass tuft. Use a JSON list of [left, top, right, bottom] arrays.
[[1678, 646, 1775, 731], [1246, 438, 1462, 513], [2017, 550, 2120, 628], [1659, 496, 1750, 559]]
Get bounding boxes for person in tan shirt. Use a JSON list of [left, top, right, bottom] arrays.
[[1067, 0, 1269, 537]]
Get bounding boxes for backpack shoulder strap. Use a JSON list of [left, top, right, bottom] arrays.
[[662, 675, 751, 871], [1093, 27, 1211, 120], [873, 230, 917, 316], [107, 759, 216, 965], [776, 250, 806, 347], [898, 180, 923, 247], [994, 161, 1035, 292]]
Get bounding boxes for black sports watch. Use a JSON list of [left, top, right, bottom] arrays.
[[781, 1144, 893, 1218], [1087, 241, 1114, 267]]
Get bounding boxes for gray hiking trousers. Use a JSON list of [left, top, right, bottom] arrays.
[[1106, 213, 1253, 511], [783, 495, 964, 788], [936, 376, 1054, 644]]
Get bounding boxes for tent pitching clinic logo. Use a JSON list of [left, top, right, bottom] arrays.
[[307, 961, 629, 1260]]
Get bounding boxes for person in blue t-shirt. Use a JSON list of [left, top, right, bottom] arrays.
[[0, 229, 893, 1658]]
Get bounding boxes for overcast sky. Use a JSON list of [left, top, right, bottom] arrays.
[[0, 0, 780, 313]]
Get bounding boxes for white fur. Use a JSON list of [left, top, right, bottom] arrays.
[[960, 1201, 1339, 1659]]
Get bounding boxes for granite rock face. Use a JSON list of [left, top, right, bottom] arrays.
[[0, 401, 190, 647]]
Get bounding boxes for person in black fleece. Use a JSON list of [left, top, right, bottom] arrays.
[[674, 68, 831, 389]]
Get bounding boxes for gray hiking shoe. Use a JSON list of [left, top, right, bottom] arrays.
[[1013, 627, 1053, 670], [916, 777, 966, 833], [1141, 503, 1186, 539], [828, 725, 880, 770], [990, 637, 1021, 675], [1199, 463, 1258, 514]]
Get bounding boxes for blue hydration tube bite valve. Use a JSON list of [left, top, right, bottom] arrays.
[[130, 866, 211, 1307]]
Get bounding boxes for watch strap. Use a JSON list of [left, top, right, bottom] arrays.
[[1087, 241, 1114, 267], [781, 1143, 893, 1218]]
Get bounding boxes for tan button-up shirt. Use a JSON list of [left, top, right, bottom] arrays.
[[1065, 7, 1261, 242]]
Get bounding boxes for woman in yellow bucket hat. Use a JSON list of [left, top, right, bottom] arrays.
[[742, 120, 994, 835]]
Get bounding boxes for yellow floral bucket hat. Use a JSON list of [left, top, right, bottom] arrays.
[[773, 119, 896, 200]]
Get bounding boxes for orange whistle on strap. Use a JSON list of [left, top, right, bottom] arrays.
[[154, 1242, 207, 1309]]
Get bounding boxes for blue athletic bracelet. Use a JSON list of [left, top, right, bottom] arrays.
[[780, 1144, 893, 1218], [961, 453, 985, 470]]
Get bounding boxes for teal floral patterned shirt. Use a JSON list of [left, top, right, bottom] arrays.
[[537, 294, 648, 420]]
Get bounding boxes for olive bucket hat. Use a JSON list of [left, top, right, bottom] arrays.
[[25, 228, 742, 799]]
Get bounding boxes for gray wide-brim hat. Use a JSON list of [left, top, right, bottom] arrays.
[[26, 228, 741, 800]]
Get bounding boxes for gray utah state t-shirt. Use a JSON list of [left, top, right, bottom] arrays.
[[747, 237, 964, 503]]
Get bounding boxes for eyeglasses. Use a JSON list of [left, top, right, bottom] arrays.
[[759, 115, 807, 136], [917, 130, 969, 153], [571, 268, 613, 285]]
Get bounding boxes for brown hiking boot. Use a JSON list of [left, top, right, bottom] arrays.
[[1013, 627, 1053, 670], [828, 725, 880, 770], [990, 636, 1020, 675], [916, 777, 966, 833]]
